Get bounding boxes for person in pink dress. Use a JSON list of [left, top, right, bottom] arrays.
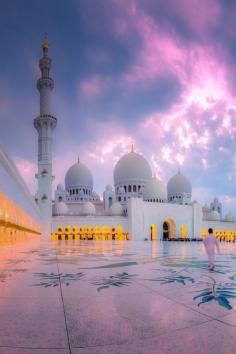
[[203, 228, 220, 271]]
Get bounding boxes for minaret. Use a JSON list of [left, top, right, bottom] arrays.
[[34, 35, 57, 230]]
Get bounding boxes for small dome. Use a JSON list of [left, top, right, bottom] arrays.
[[167, 171, 192, 195], [54, 201, 68, 216], [143, 177, 167, 201], [81, 201, 96, 215], [105, 184, 113, 192], [114, 150, 152, 185], [109, 202, 123, 216], [209, 210, 220, 221], [65, 159, 93, 189], [225, 212, 235, 222]]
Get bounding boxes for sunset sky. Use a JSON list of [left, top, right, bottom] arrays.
[[1, 0, 236, 214]]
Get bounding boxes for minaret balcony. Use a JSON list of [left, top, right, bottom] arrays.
[[34, 114, 57, 130], [37, 77, 54, 90]]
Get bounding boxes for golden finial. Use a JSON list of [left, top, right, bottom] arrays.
[[78, 155, 80, 163], [42, 32, 49, 54], [131, 144, 134, 153]]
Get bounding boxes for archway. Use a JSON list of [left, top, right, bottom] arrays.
[[163, 218, 176, 240], [108, 197, 112, 208], [163, 222, 169, 240]]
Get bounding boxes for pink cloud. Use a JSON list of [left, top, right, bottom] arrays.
[[218, 146, 230, 155], [169, 0, 221, 35], [79, 75, 110, 98], [80, 119, 134, 167]]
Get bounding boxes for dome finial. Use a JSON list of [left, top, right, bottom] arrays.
[[77, 155, 80, 164], [42, 32, 49, 55], [131, 144, 134, 153]]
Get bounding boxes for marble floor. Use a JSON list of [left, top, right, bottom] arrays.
[[0, 238, 236, 354]]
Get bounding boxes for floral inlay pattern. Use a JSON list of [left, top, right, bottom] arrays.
[[33, 272, 84, 287], [92, 272, 137, 292], [147, 275, 195, 285], [193, 278, 236, 310]]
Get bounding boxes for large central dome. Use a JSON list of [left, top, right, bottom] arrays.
[[65, 158, 93, 189], [114, 150, 152, 185]]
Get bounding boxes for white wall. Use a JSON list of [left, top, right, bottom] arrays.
[[52, 215, 128, 232], [128, 198, 201, 240], [51, 199, 236, 239], [0, 141, 40, 222]]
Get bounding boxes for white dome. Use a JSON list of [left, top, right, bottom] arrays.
[[81, 201, 96, 215], [105, 184, 113, 192], [54, 201, 68, 216], [167, 171, 192, 195], [109, 202, 123, 216], [65, 159, 93, 189], [209, 210, 220, 221], [114, 151, 152, 185], [225, 212, 235, 222], [143, 178, 167, 201]]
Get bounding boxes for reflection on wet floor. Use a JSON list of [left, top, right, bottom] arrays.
[[1, 237, 236, 353], [0, 229, 40, 247]]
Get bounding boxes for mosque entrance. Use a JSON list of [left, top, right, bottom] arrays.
[[163, 218, 176, 240], [163, 222, 169, 240]]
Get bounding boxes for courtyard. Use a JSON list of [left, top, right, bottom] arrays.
[[0, 238, 236, 353]]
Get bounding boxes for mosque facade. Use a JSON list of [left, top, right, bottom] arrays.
[[34, 40, 236, 240]]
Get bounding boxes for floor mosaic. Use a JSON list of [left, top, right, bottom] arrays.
[[0, 239, 236, 353]]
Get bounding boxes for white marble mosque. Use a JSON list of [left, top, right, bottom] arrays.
[[28, 38, 235, 240], [1, 38, 236, 241], [2, 38, 236, 354]]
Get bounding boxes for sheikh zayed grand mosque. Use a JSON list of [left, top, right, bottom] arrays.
[[1, 39, 236, 241]]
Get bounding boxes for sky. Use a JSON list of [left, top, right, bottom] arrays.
[[0, 0, 236, 215]]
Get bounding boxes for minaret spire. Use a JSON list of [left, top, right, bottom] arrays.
[[34, 36, 57, 232], [42, 32, 49, 55]]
